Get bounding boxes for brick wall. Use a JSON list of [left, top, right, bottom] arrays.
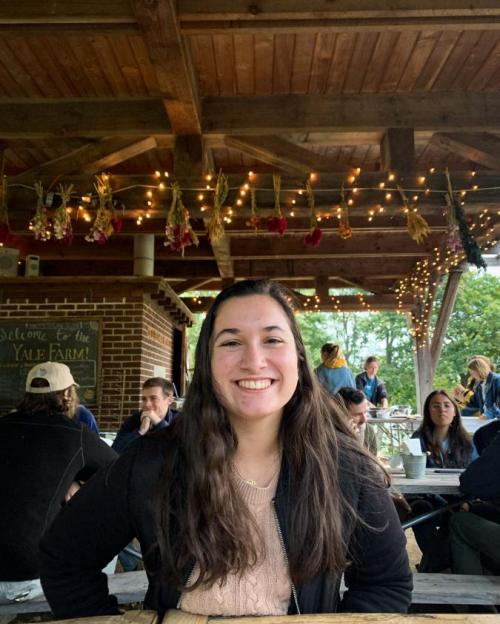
[[0, 278, 183, 430]]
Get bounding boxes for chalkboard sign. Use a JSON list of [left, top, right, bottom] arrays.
[[0, 319, 100, 407]]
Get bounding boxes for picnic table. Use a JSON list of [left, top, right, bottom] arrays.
[[391, 469, 461, 495], [21, 609, 497, 624]]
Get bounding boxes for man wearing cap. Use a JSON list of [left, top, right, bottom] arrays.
[[0, 362, 117, 605]]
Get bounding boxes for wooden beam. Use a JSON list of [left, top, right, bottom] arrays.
[[233, 257, 417, 278], [179, 1, 500, 33], [430, 132, 500, 171], [203, 93, 500, 134], [171, 278, 214, 294], [11, 137, 158, 185], [132, 0, 201, 134], [0, 99, 170, 139], [380, 128, 415, 174], [314, 276, 330, 300], [173, 135, 203, 179], [430, 266, 464, 374], [224, 136, 348, 174], [0, 1, 133, 24], [184, 293, 413, 313], [228, 233, 443, 259]]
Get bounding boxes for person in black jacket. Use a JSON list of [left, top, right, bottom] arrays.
[[40, 280, 412, 619], [0, 362, 116, 604], [450, 421, 500, 575], [112, 377, 178, 454]]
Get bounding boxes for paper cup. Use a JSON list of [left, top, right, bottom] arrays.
[[402, 454, 426, 479]]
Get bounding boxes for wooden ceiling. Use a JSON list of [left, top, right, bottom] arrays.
[[1, 1, 499, 312]]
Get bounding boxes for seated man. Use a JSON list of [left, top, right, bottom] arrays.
[[450, 420, 500, 576], [112, 377, 178, 454], [335, 386, 377, 456], [0, 362, 116, 604]]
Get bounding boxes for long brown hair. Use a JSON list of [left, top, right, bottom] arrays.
[[152, 279, 381, 590], [420, 389, 473, 468]]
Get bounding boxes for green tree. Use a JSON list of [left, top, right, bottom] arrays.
[[432, 271, 500, 388]]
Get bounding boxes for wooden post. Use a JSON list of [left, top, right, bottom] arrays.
[[380, 128, 415, 174], [430, 265, 465, 376], [409, 303, 433, 415], [173, 135, 203, 179]]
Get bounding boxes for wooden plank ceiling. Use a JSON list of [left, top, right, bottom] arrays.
[[0, 1, 499, 313]]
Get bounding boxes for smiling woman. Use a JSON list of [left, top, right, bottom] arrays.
[[40, 280, 412, 620]]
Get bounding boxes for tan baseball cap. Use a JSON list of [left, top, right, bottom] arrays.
[[25, 362, 79, 394]]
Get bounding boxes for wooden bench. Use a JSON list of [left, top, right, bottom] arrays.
[[1, 570, 499, 617], [0, 570, 148, 615]]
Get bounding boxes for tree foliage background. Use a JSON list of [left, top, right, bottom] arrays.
[[187, 271, 499, 410]]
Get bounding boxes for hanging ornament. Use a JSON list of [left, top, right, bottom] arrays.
[[445, 170, 486, 269], [207, 170, 228, 242], [0, 166, 9, 244], [31, 180, 51, 241], [245, 187, 260, 230], [164, 182, 199, 255], [85, 174, 116, 244], [53, 183, 74, 245], [304, 180, 322, 247], [267, 174, 287, 235], [398, 185, 430, 244], [338, 185, 352, 239]]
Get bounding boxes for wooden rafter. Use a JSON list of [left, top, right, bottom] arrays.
[[178, 0, 500, 33], [430, 132, 500, 171], [131, 0, 202, 135], [224, 136, 348, 174], [11, 137, 158, 185]]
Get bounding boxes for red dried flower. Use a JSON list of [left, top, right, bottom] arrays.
[[267, 215, 287, 235], [304, 227, 323, 247]]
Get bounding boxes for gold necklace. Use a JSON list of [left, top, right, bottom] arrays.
[[232, 453, 281, 487]]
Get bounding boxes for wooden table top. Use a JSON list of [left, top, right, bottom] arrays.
[[48, 610, 499, 624], [391, 469, 461, 495]]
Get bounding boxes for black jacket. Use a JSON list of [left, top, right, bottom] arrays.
[[40, 428, 412, 619], [460, 427, 500, 502], [0, 409, 117, 581], [111, 408, 178, 454]]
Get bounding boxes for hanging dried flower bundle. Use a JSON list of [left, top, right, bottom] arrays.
[[338, 186, 352, 239], [85, 174, 119, 244], [444, 188, 464, 254], [207, 170, 228, 242], [164, 182, 199, 255], [267, 174, 287, 235], [304, 180, 322, 247], [398, 185, 430, 244], [245, 188, 260, 230], [53, 183, 74, 244], [0, 171, 9, 244], [445, 170, 486, 269], [31, 180, 51, 241]]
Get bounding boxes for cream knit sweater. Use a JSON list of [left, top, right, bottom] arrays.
[[180, 470, 291, 616]]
